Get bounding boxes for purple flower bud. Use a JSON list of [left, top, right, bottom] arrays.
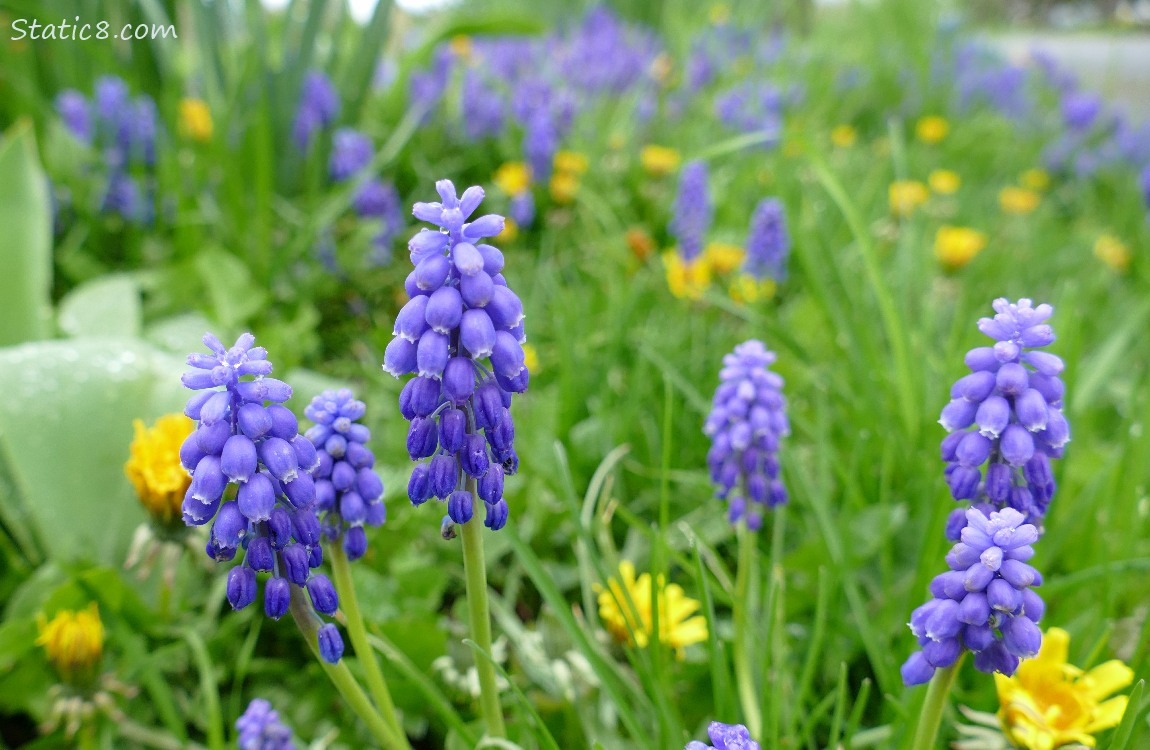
[[1022, 351, 1063, 376], [940, 431, 964, 462], [292, 435, 320, 473], [1021, 589, 1045, 621], [923, 637, 962, 668], [292, 508, 321, 547], [957, 592, 990, 625], [477, 244, 504, 274], [473, 382, 504, 430], [948, 465, 981, 500], [331, 461, 356, 492], [409, 229, 449, 263], [463, 215, 505, 241], [407, 417, 439, 460], [383, 336, 418, 377], [199, 391, 231, 426], [900, 653, 935, 686], [490, 331, 526, 379], [953, 371, 996, 402], [408, 463, 432, 505], [975, 396, 1011, 438], [416, 329, 450, 379], [247, 536, 274, 571], [356, 468, 383, 502], [267, 405, 299, 440], [238, 403, 273, 439], [486, 286, 525, 330], [985, 462, 1012, 503], [1000, 424, 1035, 466], [237, 473, 276, 522], [460, 434, 490, 478], [956, 432, 992, 467], [196, 421, 232, 455], [996, 363, 1028, 395], [227, 566, 257, 610], [414, 254, 450, 291], [999, 559, 1038, 588], [460, 309, 497, 359], [395, 295, 431, 342], [340, 491, 366, 524], [282, 543, 311, 585], [447, 490, 474, 524], [484, 498, 509, 530], [264, 577, 290, 620], [443, 357, 477, 403], [191, 455, 227, 503], [221, 435, 258, 483], [439, 407, 467, 453], [259, 437, 299, 483], [940, 398, 978, 432], [1038, 409, 1069, 449], [452, 241, 485, 276], [460, 270, 495, 308], [478, 464, 504, 504], [307, 574, 339, 616], [344, 526, 368, 560], [317, 623, 344, 663], [429, 453, 459, 499], [283, 473, 315, 509], [964, 347, 1000, 372], [268, 507, 292, 549], [963, 624, 996, 651], [425, 286, 463, 333], [1001, 615, 1041, 658]]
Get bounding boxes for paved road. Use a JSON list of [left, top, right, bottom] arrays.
[[989, 32, 1150, 118]]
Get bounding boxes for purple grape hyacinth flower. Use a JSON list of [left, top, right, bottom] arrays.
[[901, 507, 1044, 686], [56, 90, 92, 143], [328, 128, 374, 181], [384, 179, 528, 531], [305, 389, 386, 561], [743, 198, 790, 282], [939, 299, 1068, 526], [669, 160, 712, 263], [236, 698, 295, 750], [685, 722, 761, 750], [293, 71, 339, 150], [705, 341, 789, 530], [180, 332, 344, 662]]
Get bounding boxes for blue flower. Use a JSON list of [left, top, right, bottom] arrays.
[[901, 507, 1044, 686], [102, 172, 143, 222], [669, 160, 712, 262], [705, 340, 789, 530], [305, 389, 386, 561], [181, 332, 344, 662], [293, 71, 339, 150], [384, 180, 527, 531], [685, 722, 760, 750], [1140, 163, 1150, 213], [328, 128, 374, 181], [236, 698, 295, 750], [743, 198, 790, 282], [939, 299, 1068, 525], [55, 90, 92, 143], [1060, 91, 1103, 132]]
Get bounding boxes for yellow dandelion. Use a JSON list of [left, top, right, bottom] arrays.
[[125, 414, 194, 524], [1000, 186, 1041, 215], [521, 343, 539, 374], [889, 180, 929, 217], [704, 242, 745, 275], [549, 172, 580, 204], [1093, 234, 1130, 273], [1021, 168, 1051, 191], [553, 150, 588, 176], [995, 627, 1133, 750], [934, 226, 988, 270], [663, 251, 712, 300], [830, 124, 857, 148], [595, 561, 708, 658], [179, 98, 213, 143], [37, 604, 104, 678], [729, 274, 777, 305], [915, 115, 950, 144], [449, 34, 472, 60], [928, 169, 961, 195], [626, 227, 656, 262], [493, 161, 531, 196], [497, 217, 519, 244], [640, 145, 681, 177]]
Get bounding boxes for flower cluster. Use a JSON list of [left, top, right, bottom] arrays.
[[180, 332, 343, 663], [304, 389, 386, 561], [743, 198, 789, 282], [714, 81, 786, 146], [326, 127, 404, 265], [939, 299, 1068, 526], [705, 340, 789, 530], [669, 160, 712, 262], [596, 561, 708, 658], [901, 507, 1044, 686], [236, 698, 296, 750], [383, 180, 528, 531], [685, 722, 761, 750], [292, 71, 339, 149]]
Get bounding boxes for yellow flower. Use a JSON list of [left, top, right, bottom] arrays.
[[550, 172, 579, 204], [1021, 168, 1051, 191], [553, 150, 588, 176], [37, 604, 104, 678], [449, 34, 472, 60], [493, 161, 531, 196], [179, 98, 213, 142], [704, 242, 745, 275], [1094, 234, 1130, 273], [595, 561, 708, 658], [916, 115, 950, 144], [663, 251, 712, 300], [889, 180, 929, 216], [928, 169, 961, 195], [708, 3, 731, 25], [497, 218, 519, 244], [995, 627, 1133, 750], [1000, 186, 1041, 215], [729, 274, 777, 305], [125, 414, 194, 524], [521, 343, 539, 373], [934, 226, 988, 269], [640, 145, 681, 177], [626, 227, 655, 262], [831, 124, 857, 148]]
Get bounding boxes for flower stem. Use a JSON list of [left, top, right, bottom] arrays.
[[909, 658, 962, 750], [460, 480, 507, 739], [288, 585, 407, 750], [733, 523, 763, 739], [329, 541, 410, 748]]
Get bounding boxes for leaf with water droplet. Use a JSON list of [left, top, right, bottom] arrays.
[[57, 274, 142, 338]]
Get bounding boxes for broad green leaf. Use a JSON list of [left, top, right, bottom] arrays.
[[57, 274, 143, 338], [0, 122, 52, 346], [193, 249, 267, 328], [0, 338, 188, 567]]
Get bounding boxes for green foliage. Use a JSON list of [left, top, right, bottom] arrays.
[[0, 123, 53, 347]]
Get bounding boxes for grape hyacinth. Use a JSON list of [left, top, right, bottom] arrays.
[[180, 332, 344, 663], [383, 179, 528, 532], [236, 698, 295, 750], [686, 722, 761, 750], [901, 506, 1044, 686], [743, 198, 790, 282], [293, 71, 339, 149], [328, 128, 374, 181], [305, 389, 386, 561], [704, 341, 789, 530], [56, 90, 92, 143], [669, 160, 712, 262], [939, 299, 1068, 528]]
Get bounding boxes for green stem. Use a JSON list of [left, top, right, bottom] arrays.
[[288, 585, 406, 750], [329, 541, 410, 747], [732, 524, 763, 739], [909, 658, 962, 750], [460, 480, 507, 739]]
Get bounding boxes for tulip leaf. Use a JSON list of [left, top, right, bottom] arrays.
[[0, 122, 53, 346]]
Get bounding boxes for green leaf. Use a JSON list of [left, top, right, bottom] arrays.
[[1106, 679, 1145, 750], [57, 274, 143, 338], [193, 250, 267, 329], [0, 121, 52, 346], [0, 338, 188, 566]]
